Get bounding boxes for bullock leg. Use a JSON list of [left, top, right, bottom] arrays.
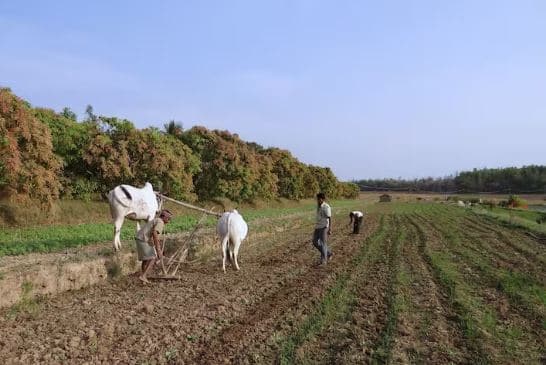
[[225, 240, 232, 264], [221, 235, 229, 272], [228, 240, 235, 264], [232, 238, 241, 271], [113, 216, 124, 251]]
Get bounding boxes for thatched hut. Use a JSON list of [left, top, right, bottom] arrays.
[[379, 194, 392, 203]]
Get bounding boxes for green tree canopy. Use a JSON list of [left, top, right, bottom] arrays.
[[181, 127, 278, 202], [1, 89, 357, 205]]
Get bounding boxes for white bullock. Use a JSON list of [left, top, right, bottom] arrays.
[[217, 210, 248, 272], [107, 182, 160, 251]]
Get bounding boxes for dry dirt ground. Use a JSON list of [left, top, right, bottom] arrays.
[[0, 203, 544, 364]]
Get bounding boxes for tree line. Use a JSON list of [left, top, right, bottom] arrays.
[[0, 88, 359, 208], [355, 165, 546, 193]]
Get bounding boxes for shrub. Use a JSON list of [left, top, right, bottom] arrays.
[[481, 200, 496, 209], [0, 89, 62, 208], [180, 127, 277, 202], [266, 148, 307, 200], [2, 89, 353, 206], [68, 178, 100, 201], [338, 182, 360, 199], [506, 195, 528, 209]]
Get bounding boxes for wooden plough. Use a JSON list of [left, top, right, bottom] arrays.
[[157, 194, 222, 218], [149, 194, 222, 280]]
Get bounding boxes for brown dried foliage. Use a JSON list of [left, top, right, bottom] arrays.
[[0, 88, 62, 207]]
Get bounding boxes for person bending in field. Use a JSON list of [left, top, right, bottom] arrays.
[[312, 192, 332, 265], [349, 211, 364, 234], [135, 209, 173, 283]]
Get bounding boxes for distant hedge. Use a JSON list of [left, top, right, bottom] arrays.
[[355, 166, 545, 193]]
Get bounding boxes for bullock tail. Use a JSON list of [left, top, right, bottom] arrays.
[[225, 212, 233, 261]]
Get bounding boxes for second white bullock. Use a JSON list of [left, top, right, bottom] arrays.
[[217, 210, 248, 272], [107, 182, 160, 251]]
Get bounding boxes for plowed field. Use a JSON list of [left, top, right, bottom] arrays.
[[0, 203, 544, 364]]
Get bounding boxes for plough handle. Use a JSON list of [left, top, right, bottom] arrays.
[[157, 194, 222, 217]]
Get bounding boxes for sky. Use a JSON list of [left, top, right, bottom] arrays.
[[1, 0, 545, 181]]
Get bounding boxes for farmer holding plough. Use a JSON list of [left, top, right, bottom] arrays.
[[135, 209, 173, 283]]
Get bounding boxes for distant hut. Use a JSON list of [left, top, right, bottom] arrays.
[[379, 194, 392, 203]]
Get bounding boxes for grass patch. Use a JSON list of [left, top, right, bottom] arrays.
[[498, 270, 546, 315], [371, 219, 405, 364], [409, 207, 545, 363], [419, 313, 433, 338], [0, 198, 365, 257], [278, 273, 353, 364], [471, 206, 546, 236], [406, 214, 490, 363], [425, 250, 489, 362], [490, 207, 543, 222], [421, 208, 546, 328], [164, 348, 178, 361], [7, 281, 40, 318]]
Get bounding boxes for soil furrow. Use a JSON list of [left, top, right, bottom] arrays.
[[287, 215, 391, 364], [190, 216, 381, 364], [0, 215, 335, 364], [0, 202, 543, 364], [414, 211, 543, 283], [408, 213, 545, 364], [440, 213, 545, 281], [391, 216, 472, 364], [463, 215, 546, 269], [421, 212, 546, 323]]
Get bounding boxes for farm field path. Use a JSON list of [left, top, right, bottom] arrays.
[[271, 213, 474, 364], [0, 207, 371, 364], [0, 203, 544, 364]]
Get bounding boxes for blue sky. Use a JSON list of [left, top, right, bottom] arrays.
[[1, 0, 545, 180]]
